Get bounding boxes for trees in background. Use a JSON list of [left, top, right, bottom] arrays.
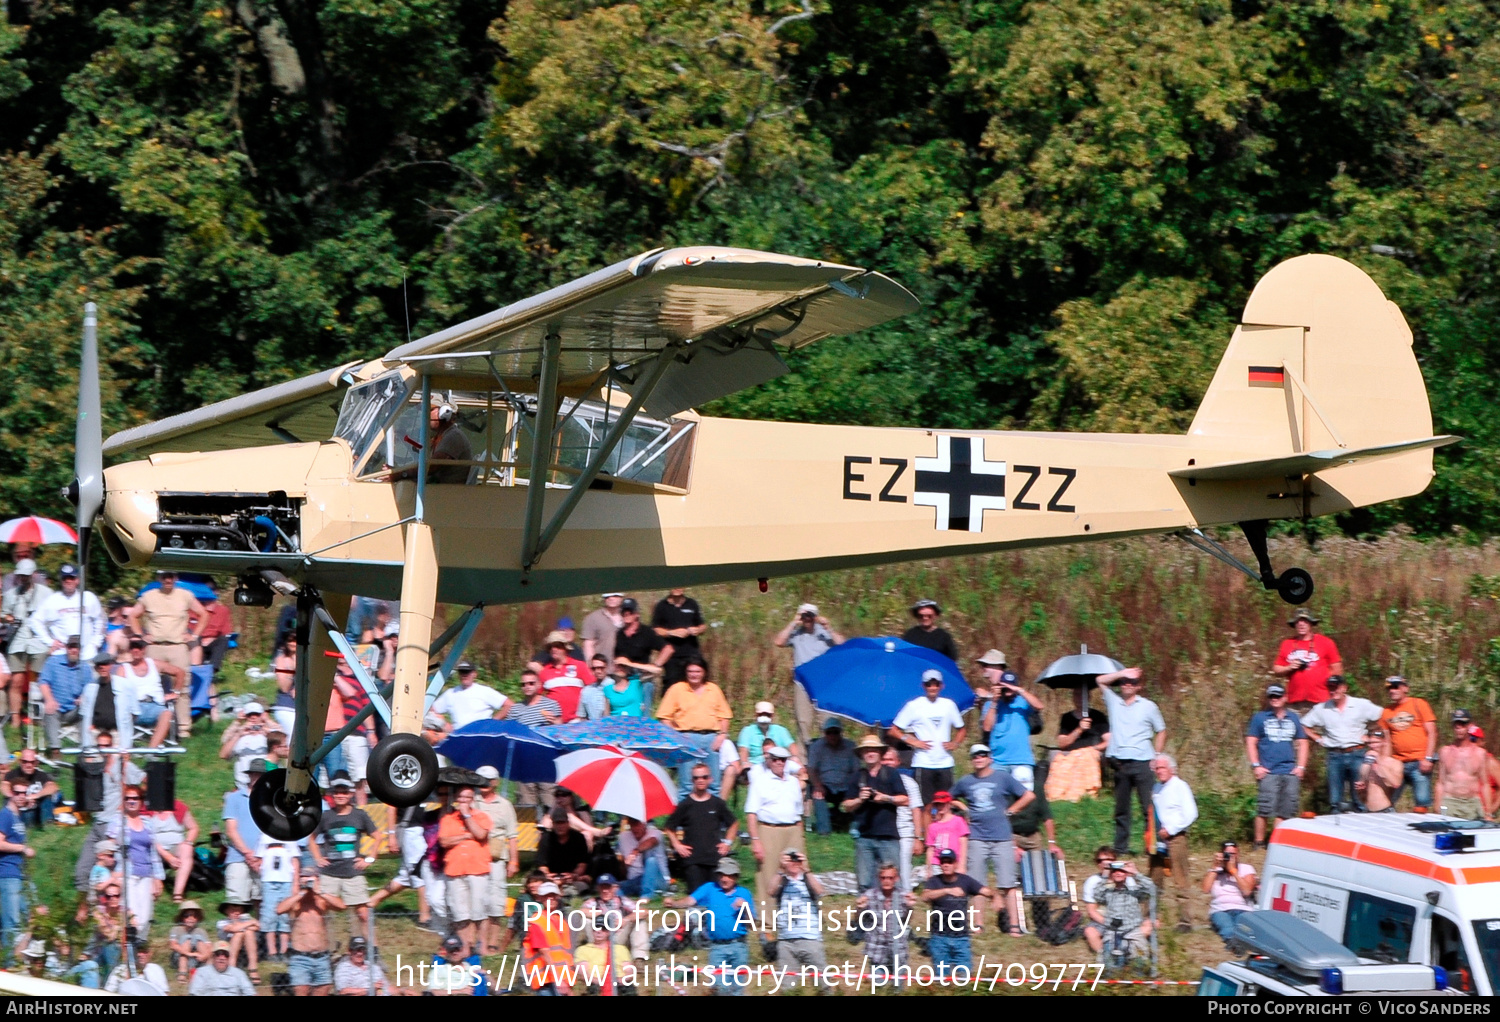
[[1, 0, 1496, 533]]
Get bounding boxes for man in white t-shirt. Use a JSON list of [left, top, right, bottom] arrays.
[[617, 815, 669, 900], [220, 702, 271, 790], [30, 564, 104, 660], [889, 669, 967, 805], [429, 663, 510, 732]]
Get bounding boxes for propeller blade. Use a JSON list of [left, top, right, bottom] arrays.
[[73, 302, 104, 532]]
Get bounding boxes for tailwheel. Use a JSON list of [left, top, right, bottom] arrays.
[[368, 732, 439, 807], [250, 769, 323, 840], [1276, 568, 1314, 605]]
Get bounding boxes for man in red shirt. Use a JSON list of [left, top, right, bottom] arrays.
[[1272, 609, 1343, 704], [539, 631, 590, 722]]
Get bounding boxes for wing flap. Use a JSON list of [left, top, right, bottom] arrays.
[[1169, 436, 1461, 481]]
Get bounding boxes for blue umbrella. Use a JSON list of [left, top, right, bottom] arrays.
[[540, 718, 706, 767], [436, 719, 564, 782], [794, 636, 974, 727]]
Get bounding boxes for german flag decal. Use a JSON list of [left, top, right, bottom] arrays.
[[1248, 365, 1285, 387]]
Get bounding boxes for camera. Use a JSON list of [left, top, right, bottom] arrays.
[[1107, 861, 1127, 871]]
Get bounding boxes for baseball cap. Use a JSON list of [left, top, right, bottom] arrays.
[[328, 772, 355, 789], [456, 660, 476, 674], [1265, 684, 1286, 698], [95, 839, 119, 854], [596, 873, 618, 887], [937, 848, 958, 862], [620, 598, 639, 612], [716, 857, 742, 875], [1471, 725, 1486, 741], [921, 669, 944, 685], [797, 603, 818, 616], [931, 791, 953, 804], [535, 882, 561, 897], [602, 593, 624, 599], [246, 758, 271, 775], [1287, 608, 1319, 626], [93, 650, 114, 666], [476, 765, 500, 782], [754, 701, 775, 716], [970, 743, 992, 757], [557, 617, 575, 630], [212, 941, 232, 955], [12, 559, 34, 575], [1454, 709, 1473, 724], [974, 648, 1007, 666], [242, 701, 265, 715], [822, 718, 842, 732], [348, 936, 368, 952], [765, 746, 790, 760], [910, 598, 941, 616], [441, 934, 465, 952], [1386, 675, 1409, 689], [59, 564, 78, 579]]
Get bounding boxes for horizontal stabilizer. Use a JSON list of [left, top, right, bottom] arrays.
[[1169, 436, 1461, 481]]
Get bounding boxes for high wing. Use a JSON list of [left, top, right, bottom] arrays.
[[103, 246, 918, 455]]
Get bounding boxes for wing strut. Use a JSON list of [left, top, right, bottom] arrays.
[[519, 332, 563, 573]]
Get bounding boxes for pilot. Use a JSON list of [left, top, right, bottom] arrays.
[[385, 399, 475, 485]]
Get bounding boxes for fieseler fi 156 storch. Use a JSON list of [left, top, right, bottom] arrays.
[[59, 247, 1455, 837]]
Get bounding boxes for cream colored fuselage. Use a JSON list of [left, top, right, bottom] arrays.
[[99, 411, 1434, 605]]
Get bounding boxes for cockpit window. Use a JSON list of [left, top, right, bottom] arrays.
[[333, 372, 412, 471]]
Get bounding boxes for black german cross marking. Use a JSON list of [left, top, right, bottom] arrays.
[[914, 435, 1006, 532]]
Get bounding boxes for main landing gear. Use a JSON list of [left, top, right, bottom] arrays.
[[368, 732, 439, 807], [1177, 520, 1315, 605]]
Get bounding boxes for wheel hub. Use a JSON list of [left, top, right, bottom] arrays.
[[389, 753, 424, 788]]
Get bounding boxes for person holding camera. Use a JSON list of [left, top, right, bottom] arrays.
[[220, 700, 270, 788], [774, 603, 845, 747], [1203, 840, 1257, 943], [976, 651, 1043, 774], [276, 874, 346, 996], [1087, 859, 1155, 957], [769, 849, 827, 989], [842, 735, 909, 892]]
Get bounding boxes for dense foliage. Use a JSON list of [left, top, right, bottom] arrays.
[[3, 0, 1498, 537]]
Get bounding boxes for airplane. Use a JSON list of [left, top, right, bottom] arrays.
[[62, 247, 1455, 839]]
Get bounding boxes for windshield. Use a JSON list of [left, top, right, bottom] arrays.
[[333, 372, 412, 470]]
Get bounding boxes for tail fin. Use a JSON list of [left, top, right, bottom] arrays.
[[1185, 255, 1450, 514]]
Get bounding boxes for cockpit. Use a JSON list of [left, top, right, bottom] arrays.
[[331, 369, 696, 492]]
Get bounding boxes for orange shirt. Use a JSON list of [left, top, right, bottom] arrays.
[[524, 916, 573, 989], [655, 681, 732, 733], [1381, 697, 1436, 762], [438, 809, 492, 877]]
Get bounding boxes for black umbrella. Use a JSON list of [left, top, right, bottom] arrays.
[[437, 765, 486, 788], [1035, 644, 1124, 690]]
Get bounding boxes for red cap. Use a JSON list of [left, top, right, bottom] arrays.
[[1470, 725, 1486, 741], [931, 791, 953, 804]]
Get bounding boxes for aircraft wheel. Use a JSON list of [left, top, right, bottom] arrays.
[[250, 769, 323, 840], [368, 732, 439, 807], [1276, 568, 1314, 605]]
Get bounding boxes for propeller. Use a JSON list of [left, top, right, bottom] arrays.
[[64, 303, 103, 647]]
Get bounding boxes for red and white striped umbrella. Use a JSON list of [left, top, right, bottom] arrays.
[[0, 516, 78, 546], [552, 744, 679, 820]]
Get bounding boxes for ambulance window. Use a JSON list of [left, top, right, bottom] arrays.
[[1344, 893, 1415, 963], [1469, 919, 1500, 994], [1197, 969, 1244, 996], [1432, 914, 1476, 994]]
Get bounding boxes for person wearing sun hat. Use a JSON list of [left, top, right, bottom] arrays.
[[843, 734, 909, 891], [902, 598, 958, 661], [538, 631, 591, 722], [1273, 608, 1344, 705], [168, 899, 212, 981]]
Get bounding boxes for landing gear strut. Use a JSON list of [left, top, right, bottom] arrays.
[[1176, 520, 1315, 605]]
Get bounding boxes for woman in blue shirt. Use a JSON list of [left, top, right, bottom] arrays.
[[604, 663, 644, 717]]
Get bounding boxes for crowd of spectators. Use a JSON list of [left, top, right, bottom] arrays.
[[1, 558, 1493, 996]]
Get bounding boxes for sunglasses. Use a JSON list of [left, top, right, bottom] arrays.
[[972, 752, 991, 758], [923, 682, 942, 688]]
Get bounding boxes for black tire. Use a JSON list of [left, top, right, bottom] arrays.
[[1276, 567, 1315, 605], [249, 769, 323, 840], [367, 732, 439, 807]]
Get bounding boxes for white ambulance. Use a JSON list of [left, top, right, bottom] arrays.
[[1259, 813, 1500, 994]]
